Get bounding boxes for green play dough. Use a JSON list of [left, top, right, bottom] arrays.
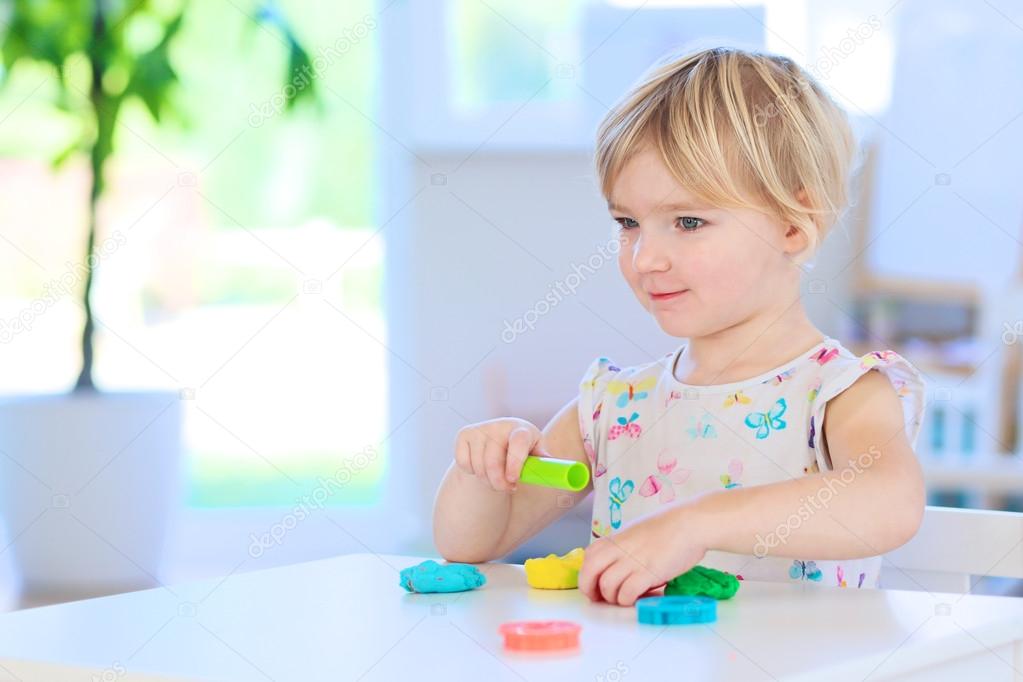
[[665, 565, 740, 600]]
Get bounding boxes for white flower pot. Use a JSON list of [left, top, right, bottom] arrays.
[[0, 390, 181, 603]]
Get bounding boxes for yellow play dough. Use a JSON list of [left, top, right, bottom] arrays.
[[524, 547, 585, 589]]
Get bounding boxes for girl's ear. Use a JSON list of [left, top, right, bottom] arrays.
[[784, 223, 809, 255], [783, 188, 812, 256]]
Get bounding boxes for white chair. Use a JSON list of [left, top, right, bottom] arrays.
[[882, 506, 1023, 594]]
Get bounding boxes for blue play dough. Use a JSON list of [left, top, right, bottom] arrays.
[[399, 560, 486, 593]]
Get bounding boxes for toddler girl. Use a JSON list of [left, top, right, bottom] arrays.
[[433, 46, 927, 607]]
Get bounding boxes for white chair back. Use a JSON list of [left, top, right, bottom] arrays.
[[882, 506, 1023, 594]]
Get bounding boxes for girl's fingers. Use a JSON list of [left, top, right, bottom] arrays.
[[504, 427, 535, 485], [454, 431, 472, 474], [482, 437, 510, 491], [597, 559, 632, 605], [578, 543, 616, 601], [468, 433, 488, 481], [617, 572, 652, 607]]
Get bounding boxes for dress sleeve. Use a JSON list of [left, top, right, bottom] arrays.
[[810, 350, 927, 472], [577, 356, 621, 474]]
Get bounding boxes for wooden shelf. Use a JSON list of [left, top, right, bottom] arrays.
[[854, 273, 981, 307]]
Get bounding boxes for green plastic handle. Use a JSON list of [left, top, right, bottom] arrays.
[[519, 456, 590, 492]]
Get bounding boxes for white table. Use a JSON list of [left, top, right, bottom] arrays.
[[0, 553, 1020, 681]]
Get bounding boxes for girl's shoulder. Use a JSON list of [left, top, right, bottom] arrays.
[[807, 341, 928, 468], [810, 342, 926, 400], [576, 351, 677, 459], [755, 338, 925, 399], [578, 351, 675, 393]]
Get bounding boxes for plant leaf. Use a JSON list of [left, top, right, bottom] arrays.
[[123, 12, 184, 122]]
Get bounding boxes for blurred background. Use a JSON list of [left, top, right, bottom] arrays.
[[0, 0, 1021, 609]]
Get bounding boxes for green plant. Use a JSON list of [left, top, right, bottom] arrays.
[[0, 0, 316, 390]]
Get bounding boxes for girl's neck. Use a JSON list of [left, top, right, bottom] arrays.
[[674, 307, 825, 386]]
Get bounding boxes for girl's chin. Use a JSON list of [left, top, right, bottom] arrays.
[[650, 313, 696, 338]]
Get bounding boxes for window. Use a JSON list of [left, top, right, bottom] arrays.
[[0, 0, 385, 507]]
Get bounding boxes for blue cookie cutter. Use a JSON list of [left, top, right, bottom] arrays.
[[636, 596, 717, 625]]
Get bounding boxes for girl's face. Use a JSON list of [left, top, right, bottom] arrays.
[[609, 145, 807, 339]]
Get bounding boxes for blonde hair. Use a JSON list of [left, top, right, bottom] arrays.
[[595, 46, 855, 264]]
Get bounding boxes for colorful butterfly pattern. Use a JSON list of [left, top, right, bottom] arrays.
[[807, 377, 821, 403], [790, 560, 823, 582], [767, 368, 796, 386], [860, 351, 896, 370], [608, 412, 641, 440], [810, 347, 840, 366], [720, 458, 744, 488], [723, 391, 752, 408], [581, 358, 620, 393], [744, 398, 787, 439], [608, 376, 657, 408], [608, 477, 634, 529], [686, 414, 718, 440], [837, 565, 868, 588], [639, 449, 692, 504]]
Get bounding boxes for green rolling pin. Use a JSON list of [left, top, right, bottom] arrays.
[[519, 456, 590, 492]]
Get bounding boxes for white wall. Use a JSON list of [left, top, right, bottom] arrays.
[[381, 149, 678, 557]]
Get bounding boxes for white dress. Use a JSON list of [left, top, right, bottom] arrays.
[[577, 337, 927, 588]]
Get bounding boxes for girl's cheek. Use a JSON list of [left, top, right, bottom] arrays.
[[677, 249, 709, 281], [709, 259, 759, 304]]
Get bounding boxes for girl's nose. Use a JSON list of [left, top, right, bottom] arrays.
[[632, 230, 671, 273]]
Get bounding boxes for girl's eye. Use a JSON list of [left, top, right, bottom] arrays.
[[615, 217, 639, 229], [677, 216, 706, 231]]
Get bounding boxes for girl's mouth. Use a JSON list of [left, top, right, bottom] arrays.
[[649, 290, 688, 301]]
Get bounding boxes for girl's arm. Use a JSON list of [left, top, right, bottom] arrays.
[[689, 369, 926, 559], [432, 398, 592, 564]]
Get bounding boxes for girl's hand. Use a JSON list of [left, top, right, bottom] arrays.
[[579, 505, 709, 606], [453, 417, 545, 493]]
